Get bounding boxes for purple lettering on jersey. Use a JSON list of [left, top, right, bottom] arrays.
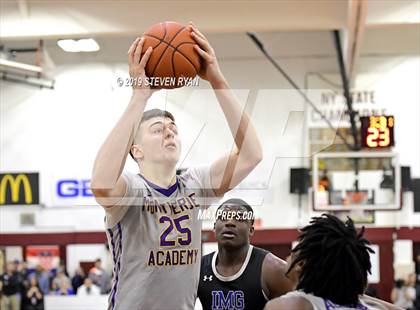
[[220, 291, 234, 309], [212, 291, 220, 309], [235, 291, 245, 309], [211, 291, 245, 310], [159, 216, 176, 247], [174, 215, 192, 245]]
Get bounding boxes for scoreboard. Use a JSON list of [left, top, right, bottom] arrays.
[[360, 115, 394, 149]]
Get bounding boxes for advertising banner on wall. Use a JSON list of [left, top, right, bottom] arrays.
[[0, 173, 39, 206], [39, 171, 97, 208]]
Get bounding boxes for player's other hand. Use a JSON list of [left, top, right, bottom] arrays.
[[127, 37, 155, 97], [189, 22, 224, 85]]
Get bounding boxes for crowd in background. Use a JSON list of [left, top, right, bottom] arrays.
[[0, 258, 111, 310], [390, 255, 420, 310], [2, 254, 420, 310]]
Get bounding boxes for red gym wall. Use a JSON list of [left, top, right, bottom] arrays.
[[1, 227, 420, 302]]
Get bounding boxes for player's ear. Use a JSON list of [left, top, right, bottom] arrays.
[[249, 224, 255, 236], [295, 260, 304, 272], [131, 144, 144, 161]]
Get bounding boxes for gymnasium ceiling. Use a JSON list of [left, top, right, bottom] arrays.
[[0, 1, 418, 71], [1, 0, 419, 39]]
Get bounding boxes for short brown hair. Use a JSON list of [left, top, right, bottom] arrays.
[[129, 109, 175, 160], [140, 109, 175, 125]]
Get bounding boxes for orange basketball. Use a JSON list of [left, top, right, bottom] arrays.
[[141, 21, 201, 89]]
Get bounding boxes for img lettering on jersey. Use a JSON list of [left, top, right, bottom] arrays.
[[146, 192, 200, 267], [211, 290, 244, 310]]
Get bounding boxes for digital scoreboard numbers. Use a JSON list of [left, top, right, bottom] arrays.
[[360, 116, 394, 149]]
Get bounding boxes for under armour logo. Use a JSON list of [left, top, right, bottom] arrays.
[[203, 275, 213, 281]]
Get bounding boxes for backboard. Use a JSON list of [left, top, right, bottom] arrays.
[[312, 151, 401, 211]]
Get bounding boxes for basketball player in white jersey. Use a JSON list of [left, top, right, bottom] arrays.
[[264, 214, 402, 310], [91, 22, 262, 310]]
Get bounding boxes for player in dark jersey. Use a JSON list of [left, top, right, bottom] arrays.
[[197, 198, 294, 310]]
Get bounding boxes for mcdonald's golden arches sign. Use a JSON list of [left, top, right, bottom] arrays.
[[0, 173, 39, 205]]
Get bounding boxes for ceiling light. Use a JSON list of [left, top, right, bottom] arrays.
[[57, 38, 100, 53]]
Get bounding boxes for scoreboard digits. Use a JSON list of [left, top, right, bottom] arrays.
[[361, 116, 394, 149]]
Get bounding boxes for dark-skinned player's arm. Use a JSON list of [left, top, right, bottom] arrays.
[[91, 37, 154, 207], [189, 22, 263, 196], [261, 253, 294, 299]]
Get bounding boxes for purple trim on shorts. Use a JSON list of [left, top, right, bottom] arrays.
[[139, 174, 178, 197], [108, 224, 123, 310]]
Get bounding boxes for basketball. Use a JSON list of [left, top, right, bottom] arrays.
[[141, 21, 201, 89]]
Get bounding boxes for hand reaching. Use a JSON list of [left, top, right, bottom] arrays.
[[128, 37, 156, 96], [189, 22, 225, 85]]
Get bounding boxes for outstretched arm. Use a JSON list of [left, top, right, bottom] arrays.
[[190, 22, 263, 196], [91, 37, 154, 207]]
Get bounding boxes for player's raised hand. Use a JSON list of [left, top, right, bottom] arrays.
[[189, 22, 224, 85], [127, 37, 154, 95]]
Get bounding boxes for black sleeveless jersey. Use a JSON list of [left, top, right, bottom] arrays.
[[197, 245, 269, 310]]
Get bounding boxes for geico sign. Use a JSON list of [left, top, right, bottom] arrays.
[[57, 179, 93, 198], [0, 173, 39, 205]]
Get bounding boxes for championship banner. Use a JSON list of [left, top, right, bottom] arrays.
[[306, 73, 391, 128], [26, 245, 60, 270], [0, 173, 39, 205]]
